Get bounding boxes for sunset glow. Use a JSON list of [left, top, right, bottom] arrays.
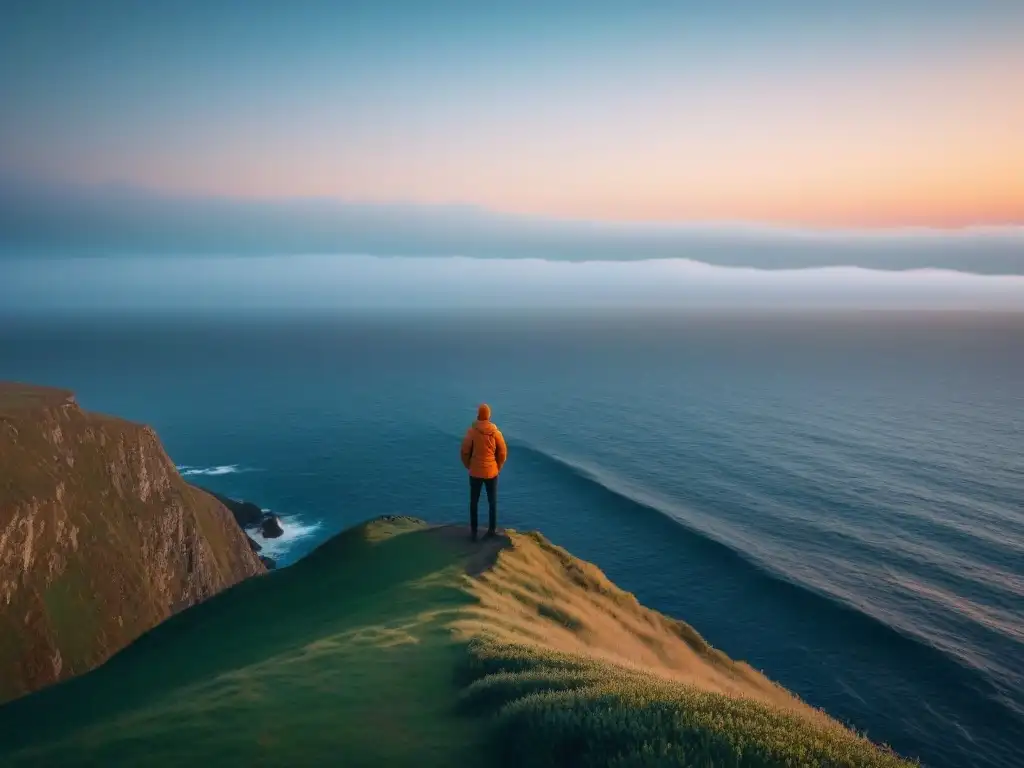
[[2, 1, 1022, 228]]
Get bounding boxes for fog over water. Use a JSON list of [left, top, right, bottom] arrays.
[[1, 183, 1023, 275], [2, 253, 1023, 314]]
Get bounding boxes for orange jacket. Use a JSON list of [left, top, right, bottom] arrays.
[[460, 419, 507, 479]]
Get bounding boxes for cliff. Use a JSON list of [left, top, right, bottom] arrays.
[[0, 515, 914, 767], [196, 488, 278, 569], [0, 383, 264, 703]]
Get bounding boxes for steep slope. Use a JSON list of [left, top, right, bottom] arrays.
[[0, 516, 914, 767], [454, 529, 821, 716], [198, 487, 280, 569], [0, 383, 264, 703]]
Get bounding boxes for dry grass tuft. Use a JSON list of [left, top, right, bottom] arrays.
[[452, 530, 916, 767]]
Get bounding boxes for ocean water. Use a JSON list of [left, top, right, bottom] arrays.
[[1, 309, 1022, 767]]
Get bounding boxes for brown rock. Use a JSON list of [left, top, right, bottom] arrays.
[[0, 382, 265, 703]]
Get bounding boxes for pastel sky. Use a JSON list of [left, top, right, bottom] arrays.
[[2, 1, 1023, 227]]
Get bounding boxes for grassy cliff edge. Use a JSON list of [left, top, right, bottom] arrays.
[[0, 382, 265, 703], [0, 516, 915, 767]]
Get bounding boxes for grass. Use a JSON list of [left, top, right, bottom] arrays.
[[42, 560, 98, 672], [0, 516, 487, 768], [0, 516, 916, 767], [459, 641, 912, 767]]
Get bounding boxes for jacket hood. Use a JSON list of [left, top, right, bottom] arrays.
[[477, 403, 491, 421], [473, 420, 498, 435]]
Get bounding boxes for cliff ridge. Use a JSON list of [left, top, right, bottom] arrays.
[[0, 382, 264, 702], [0, 515, 915, 767]]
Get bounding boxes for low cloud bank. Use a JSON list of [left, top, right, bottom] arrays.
[[2, 254, 1023, 312], [1, 183, 1022, 274]]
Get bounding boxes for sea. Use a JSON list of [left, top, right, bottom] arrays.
[[1, 308, 1021, 768]]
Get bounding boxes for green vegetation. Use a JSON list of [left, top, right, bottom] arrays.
[[42, 560, 99, 672], [460, 641, 912, 767], [0, 516, 916, 767], [0, 517, 487, 768]]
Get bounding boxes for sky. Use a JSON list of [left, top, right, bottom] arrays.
[[2, 0, 1023, 229]]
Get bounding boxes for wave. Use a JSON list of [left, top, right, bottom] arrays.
[[172, 463, 317, 561], [176, 464, 249, 477], [247, 514, 324, 562], [512, 442, 1018, 699]]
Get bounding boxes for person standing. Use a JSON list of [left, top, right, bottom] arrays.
[[460, 403, 507, 541]]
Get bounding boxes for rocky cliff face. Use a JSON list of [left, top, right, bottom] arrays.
[[0, 383, 264, 703]]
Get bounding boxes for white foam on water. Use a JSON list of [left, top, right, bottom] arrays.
[[176, 464, 246, 477], [248, 515, 324, 561]]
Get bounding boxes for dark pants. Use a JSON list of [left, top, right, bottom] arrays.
[[469, 475, 497, 537]]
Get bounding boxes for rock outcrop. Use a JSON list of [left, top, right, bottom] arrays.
[[0, 383, 265, 703], [201, 489, 265, 529], [260, 514, 284, 539], [196, 488, 277, 568], [196, 488, 283, 568]]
